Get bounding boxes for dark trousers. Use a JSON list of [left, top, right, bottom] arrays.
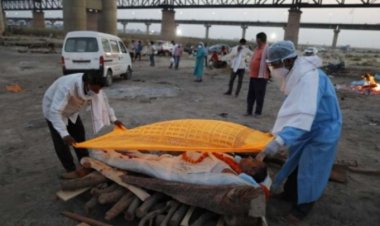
[[149, 54, 155, 66], [226, 69, 245, 96], [284, 167, 315, 219], [47, 117, 88, 172], [246, 77, 268, 115]]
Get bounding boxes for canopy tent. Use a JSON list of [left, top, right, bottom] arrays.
[[75, 119, 273, 153]]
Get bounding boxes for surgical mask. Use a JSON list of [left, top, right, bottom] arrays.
[[270, 67, 289, 91], [198, 45, 202, 48]]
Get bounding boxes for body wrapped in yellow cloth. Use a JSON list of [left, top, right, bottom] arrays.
[[75, 119, 273, 153]]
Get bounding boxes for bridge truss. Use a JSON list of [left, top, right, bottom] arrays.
[[2, 0, 380, 11]]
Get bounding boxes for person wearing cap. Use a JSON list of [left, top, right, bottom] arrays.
[[256, 40, 342, 222], [42, 71, 124, 179], [193, 42, 206, 82], [223, 38, 253, 97]]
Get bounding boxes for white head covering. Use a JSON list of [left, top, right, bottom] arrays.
[[266, 40, 298, 64]]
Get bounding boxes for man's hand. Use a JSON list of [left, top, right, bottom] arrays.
[[113, 120, 125, 129], [63, 135, 76, 146]]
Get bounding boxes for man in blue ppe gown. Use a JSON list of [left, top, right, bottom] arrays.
[[256, 40, 342, 222]]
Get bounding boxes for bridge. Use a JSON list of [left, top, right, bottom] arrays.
[[1, 0, 380, 47], [2, 0, 380, 10]]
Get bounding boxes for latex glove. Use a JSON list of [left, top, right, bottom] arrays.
[[63, 135, 76, 146], [256, 137, 283, 161]]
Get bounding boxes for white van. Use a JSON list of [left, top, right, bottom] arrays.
[[61, 31, 132, 86]]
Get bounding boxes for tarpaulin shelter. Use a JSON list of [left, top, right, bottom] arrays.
[[75, 119, 273, 153]]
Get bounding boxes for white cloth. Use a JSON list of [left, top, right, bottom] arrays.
[[272, 56, 322, 134], [42, 73, 117, 137], [223, 45, 252, 71], [89, 151, 262, 188], [91, 90, 117, 134]]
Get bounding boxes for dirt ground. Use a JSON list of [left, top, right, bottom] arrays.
[[0, 44, 379, 226]]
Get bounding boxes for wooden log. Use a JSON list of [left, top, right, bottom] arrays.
[[189, 212, 217, 226], [56, 187, 90, 201], [169, 204, 189, 226], [155, 215, 166, 226], [122, 175, 264, 216], [136, 193, 166, 218], [98, 187, 125, 204], [91, 183, 118, 196], [60, 171, 108, 191], [216, 217, 224, 226], [61, 211, 113, 226], [348, 166, 380, 175], [105, 192, 134, 220], [180, 206, 195, 226], [81, 157, 150, 201], [84, 196, 98, 214], [138, 201, 171, 226], [160, 200, 180, 226], [124, 196, 142, 221]]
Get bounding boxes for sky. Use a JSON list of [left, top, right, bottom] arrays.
[[5, 7, 380, 49]]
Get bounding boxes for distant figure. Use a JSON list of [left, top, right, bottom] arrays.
[[134, 40, 143, 61], [170, 42, 183, 70], [193, 42, 206, 82], [223, 38, 252, 97], [169, 40, 177, 69], [246, 32, 270, 117], [221, 46, 227, 55], [148, 41, 156, 66], [129, 40, 135, 60], [204, 43, 209, 67]]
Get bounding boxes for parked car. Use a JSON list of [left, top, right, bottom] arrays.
[[208, 44, 231, 55], [154, 40, 174, 56], [61, 31, 133, 86]]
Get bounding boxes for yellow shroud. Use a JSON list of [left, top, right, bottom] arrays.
[[75, 119, 273, 153]]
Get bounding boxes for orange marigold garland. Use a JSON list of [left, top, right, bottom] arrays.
[[181, 152, 209, 164], [181, 152, 242, 174], [212, 153, 242, 174]]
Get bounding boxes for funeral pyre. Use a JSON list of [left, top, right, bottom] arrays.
[[57, 151, 268, 226], [351, 73, 380, 95]]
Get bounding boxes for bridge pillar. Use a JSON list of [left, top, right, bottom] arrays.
[[332, 26, 340, 49], [241, 25, 248, 39], [145, 22, 151, 35], [204, 24, 211, 41], [161, 8, 176, 40], [32, 10, 45, 29], [284, 8, 302, 46], [86, 9, 99, 31], [99, 0, 117, 35], [0, 1, 5, 35], [63, 0, 86, 32], [121, 22, 128, 33]]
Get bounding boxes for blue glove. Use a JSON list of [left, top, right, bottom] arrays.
[[263, 139, 281, 156], [256, 136, 284, 161]]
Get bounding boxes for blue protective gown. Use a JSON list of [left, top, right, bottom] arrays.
[[193, 47, 206, 79], [273, 69, 342, 204]]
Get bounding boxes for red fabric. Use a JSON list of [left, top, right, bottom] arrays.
[[249, 46, 269, 79], [260, 184, 270, 201]]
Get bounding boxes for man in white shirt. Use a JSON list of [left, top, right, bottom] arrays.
[[223, 38, 253, 97], [42, 71, 123, 179]]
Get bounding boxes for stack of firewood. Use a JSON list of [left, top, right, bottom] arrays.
[[58, 157, 266, 226]]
